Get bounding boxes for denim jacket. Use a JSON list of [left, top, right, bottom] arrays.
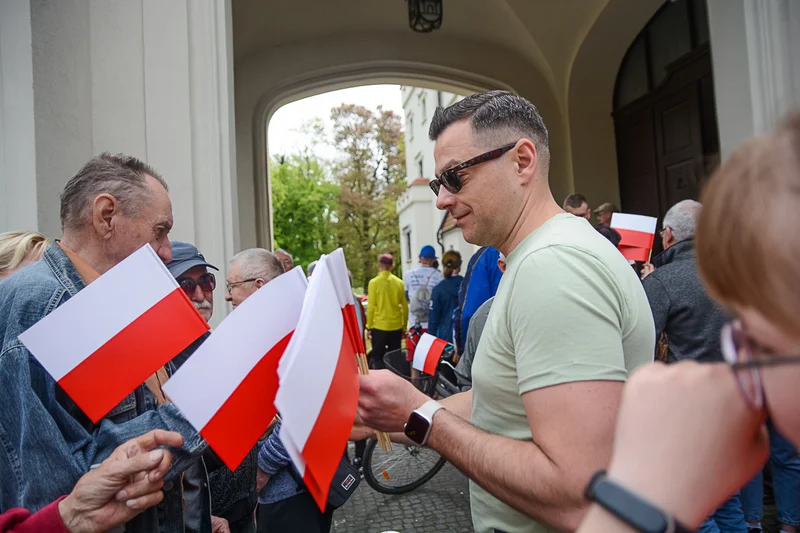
[[0, 244, 208, 533]]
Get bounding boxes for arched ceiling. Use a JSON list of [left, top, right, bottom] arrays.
[[231, 0, 616, 102]]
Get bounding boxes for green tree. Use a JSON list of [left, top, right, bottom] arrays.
[[270, 152, 340, 270], [330, 104, 406, 291]]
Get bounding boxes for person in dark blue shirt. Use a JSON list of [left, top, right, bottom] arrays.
[[428, 251, 464, 343]]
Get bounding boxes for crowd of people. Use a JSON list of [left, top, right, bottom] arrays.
[[0, 90, 799, 533]]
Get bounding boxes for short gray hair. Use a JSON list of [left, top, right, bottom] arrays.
[[230, 248, 284, 282], [275, 248, 293, 260], [60, 153, 168, 230], [663, 200, 702, 242]]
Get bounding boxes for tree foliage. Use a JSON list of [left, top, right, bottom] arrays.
[[330, 104, 406, 290], [270, 104, 406, 291], [270, 152, 339, 270]]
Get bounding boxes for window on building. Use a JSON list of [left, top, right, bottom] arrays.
[[408, 113, 414, 141], [403, 227, 412, 263], [418, 156, 424, 178], [420, 93, 427, 123]]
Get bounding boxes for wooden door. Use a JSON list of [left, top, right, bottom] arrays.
[[652, 85, 703, 219]]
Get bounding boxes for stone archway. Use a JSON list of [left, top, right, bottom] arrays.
[[246, 63, 516, 250]]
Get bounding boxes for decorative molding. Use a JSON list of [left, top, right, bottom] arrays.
[[251, 60, 513, 250]]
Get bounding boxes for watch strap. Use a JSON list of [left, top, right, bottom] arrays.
[[585, 471, 694, 533], [417, 399, 445, 420]]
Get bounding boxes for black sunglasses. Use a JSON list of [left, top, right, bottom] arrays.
[[177, 272, 216, 296], [429, 143, 518, 196]]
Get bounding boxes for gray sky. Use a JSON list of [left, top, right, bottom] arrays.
[[268, 84, 405, 161]]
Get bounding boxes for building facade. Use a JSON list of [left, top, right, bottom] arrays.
[[2, 0, 799, 324], [397, 87, 477, 275]]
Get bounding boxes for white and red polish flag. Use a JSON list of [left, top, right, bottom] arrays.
[[163, 266, 307, 470], [276, 250, 359, 511], [412, 333, 448, 375], [611, 213, 659, 262], [18, 244, 209, 423]]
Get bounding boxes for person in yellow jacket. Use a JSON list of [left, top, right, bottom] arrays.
[[366, 253, 407, 370]]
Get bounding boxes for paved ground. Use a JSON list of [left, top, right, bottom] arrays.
[[332, 462, 474, 533]]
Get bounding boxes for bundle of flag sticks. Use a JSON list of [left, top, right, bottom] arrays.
[[343, 300, 392, 453], [354, 351, 392, 452]]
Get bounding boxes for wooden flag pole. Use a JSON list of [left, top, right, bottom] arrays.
[[355, 352, 392, 452], [345, 305, 392, 453]]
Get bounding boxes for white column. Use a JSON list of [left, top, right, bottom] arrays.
[[708, 0, 800, 158], [0, 0, 38, 231]]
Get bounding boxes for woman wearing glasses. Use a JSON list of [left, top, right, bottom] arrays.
[[578, 114, 800, 533]]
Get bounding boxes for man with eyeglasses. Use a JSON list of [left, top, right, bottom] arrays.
[[168, 241, 218, 323], [274, 248, 294, 272], [224, 248, 284, 310], [639, 201, 749, 533], [357, 91, 655, 533]]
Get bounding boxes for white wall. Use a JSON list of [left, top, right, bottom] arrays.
[[707, 0, 800, 159], [397, 182, 437, 275], [0, 0, 38, 231]]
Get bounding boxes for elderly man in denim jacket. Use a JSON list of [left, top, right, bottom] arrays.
[[0, 153, 207, 533]]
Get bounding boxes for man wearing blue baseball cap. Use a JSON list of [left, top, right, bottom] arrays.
[[166, 241, 219, 323], [165, 242, 233, 533]]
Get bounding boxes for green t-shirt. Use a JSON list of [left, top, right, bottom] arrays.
[[470, 213, 655, 533]]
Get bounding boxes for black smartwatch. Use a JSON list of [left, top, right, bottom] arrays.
[[584, 471, 694, 533]]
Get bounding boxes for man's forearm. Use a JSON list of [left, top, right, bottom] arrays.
[[439, 389, 472, 421], [426, 410, 586, 531]]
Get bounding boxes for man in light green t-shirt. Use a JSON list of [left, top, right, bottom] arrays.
[[357, 91, 654, 533]]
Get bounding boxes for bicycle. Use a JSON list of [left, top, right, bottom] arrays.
[[361, 345, 459, 495]]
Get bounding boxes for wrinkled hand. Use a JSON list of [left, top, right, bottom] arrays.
[[256, 468, 271, 492], [606, 362, 768, 528], [211, 515, 230, 533], [640, 263, 655, 280], [358, 370, 429, 432], [59, 430, 184, 533]]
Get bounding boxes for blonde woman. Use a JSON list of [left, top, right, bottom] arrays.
[[0, 231, 50, 280]]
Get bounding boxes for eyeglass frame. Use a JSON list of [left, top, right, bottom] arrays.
[[226, 278, 258, 294], [177, 272, 216, 296], [721, 320, 800, 409], [429, 142, 518, 196]]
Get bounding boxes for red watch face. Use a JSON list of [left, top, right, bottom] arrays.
[[404, 411, 430, 445]]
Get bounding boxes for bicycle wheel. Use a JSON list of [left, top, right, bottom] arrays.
[[362, 438, 447, 495]]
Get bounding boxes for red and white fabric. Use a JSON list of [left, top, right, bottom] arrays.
[[18, 244, 209, 423], [412, 333, 448, 375], [163, 267, 308, 469], [275, 249, 360, 511], [610, 213, 659, 262]]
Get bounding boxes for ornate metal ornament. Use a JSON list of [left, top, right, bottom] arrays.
[[408, 0, 442, 33]]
